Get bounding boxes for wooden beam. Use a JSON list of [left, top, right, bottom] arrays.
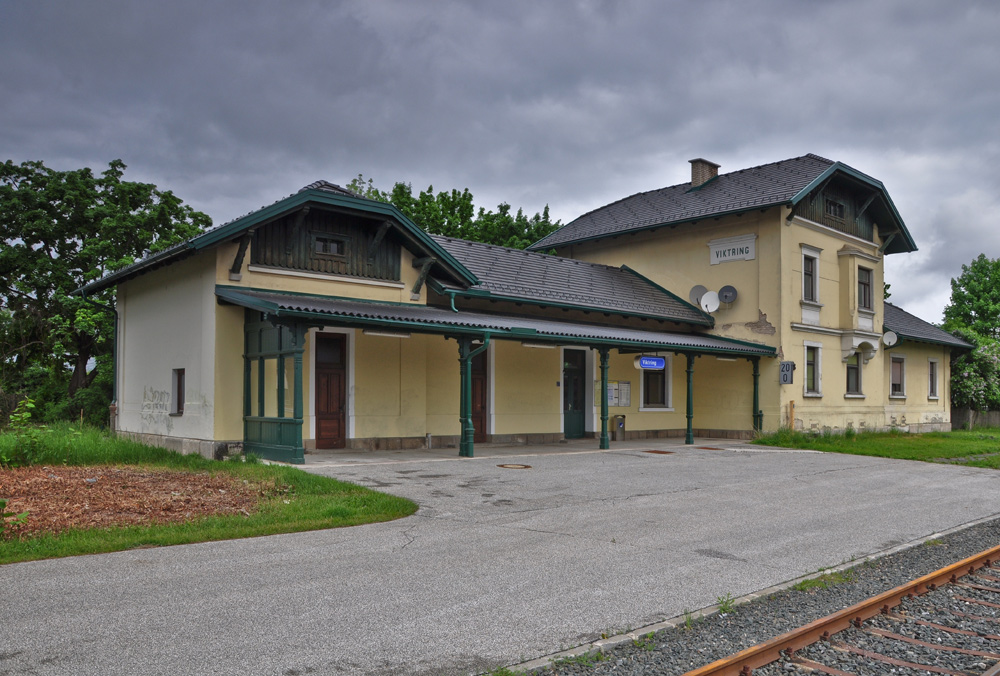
[[856, 192, 878, 220], [808, 176, 834, 205], [410, 257, 436, 300], [368, 221, 392, 261], [229, 234, 251, 280]]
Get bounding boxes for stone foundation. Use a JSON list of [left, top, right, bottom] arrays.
[[117, 431, 242, 461]]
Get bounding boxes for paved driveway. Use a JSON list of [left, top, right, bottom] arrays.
[[4, 441, 1000, 675]]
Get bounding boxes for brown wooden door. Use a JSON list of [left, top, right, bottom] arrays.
[[315, 334, 346, 449], [472, 351, 487, 443]]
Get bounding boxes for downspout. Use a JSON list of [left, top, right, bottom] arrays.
[[458, 333, 491, 458], [80, 290, 119, 431]]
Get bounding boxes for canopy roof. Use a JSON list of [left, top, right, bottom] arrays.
[[216, 286, 775, 357]]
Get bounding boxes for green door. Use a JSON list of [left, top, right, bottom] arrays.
[[563, 349, 586, 439]]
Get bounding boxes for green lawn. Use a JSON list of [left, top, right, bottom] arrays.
[[0, 424, 417, 565], [753, 427, 1000, 468]]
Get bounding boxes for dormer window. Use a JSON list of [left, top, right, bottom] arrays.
[[312, 233, 346, 258], [825, 198, 845, 220]]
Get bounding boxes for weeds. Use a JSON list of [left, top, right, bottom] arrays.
[[0, 498, 29, 536], [716, 592, 736, 614], [924, 538, 944, 546], [552, 649, 608, 667], [632, 632, 656, 651]]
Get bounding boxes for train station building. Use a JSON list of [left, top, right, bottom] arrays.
[[81, 154, 970, 463]]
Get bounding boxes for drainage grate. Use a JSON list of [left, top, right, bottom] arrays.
[[642, 450, 675, 455], [697, 446, 724, 450], [497, 463, 532, 470]]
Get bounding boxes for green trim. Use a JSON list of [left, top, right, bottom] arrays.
[[79, 188, 481, 296], [217, 284, 418, 308], [789, 163, 916, 254]]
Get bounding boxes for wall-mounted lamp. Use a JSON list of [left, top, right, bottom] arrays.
[[363, 329, 411, 339], [521, 341, 556, 349]]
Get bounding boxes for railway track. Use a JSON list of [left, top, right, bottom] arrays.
[[683, 543, 1000, 676]]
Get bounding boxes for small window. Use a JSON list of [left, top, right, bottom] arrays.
[[640, 358, 671, 410], [858, 267, 873, 310], [312, 233, 346, 258], [890, 356, 905, 397], [171, 368, 185, 416], [846, 354, 861, 395], [928, 360, 939, 399], [805, 345, 820, 395], [803, 255, 817, 302], [825, 198, 845, 220]]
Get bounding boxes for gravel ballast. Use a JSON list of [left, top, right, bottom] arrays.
[[522, 516, 1000, 675]]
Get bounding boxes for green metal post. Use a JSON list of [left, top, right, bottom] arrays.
[[685, 353, 695, 445], [751, 357, 761, 433], [599, 348, 610, 449], [458, 337, 474, 457]]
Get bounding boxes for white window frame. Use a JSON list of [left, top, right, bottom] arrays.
[[928, 358, 939, 400], [858, 266, 873, 311], [890, 354, 906, 399], [801, 245, 822, 304], [845, 352, 864, 398], [803, 341, 823, 397], [639, 354, 673, 412]]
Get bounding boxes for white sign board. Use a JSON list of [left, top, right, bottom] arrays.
[[708, 233, 757, 265], [779, 361, 795, 385]]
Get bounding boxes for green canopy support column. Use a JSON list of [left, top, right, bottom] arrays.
[[685, 353, 695, 445], [751, 357, 762, 433], [458, 334, 490, 458], [292, 323, 306, 452], [599, 348, 610, 450]]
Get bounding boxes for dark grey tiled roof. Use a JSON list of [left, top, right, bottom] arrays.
[[530, 154, 835, 250], [430, 235, 710, 325], [216, 287, 774, 356], [883, 303, 972, 349]]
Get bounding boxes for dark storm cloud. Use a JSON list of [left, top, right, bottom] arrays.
[[2, 0, 999, 321]]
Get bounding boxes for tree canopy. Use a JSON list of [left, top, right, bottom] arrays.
[[0, 159, 210, 423], [346, 174, 559, 250], [943, 254, 1000, 411], [943, 253, 1000, 340]]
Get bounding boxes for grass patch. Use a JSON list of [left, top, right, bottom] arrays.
[[0, 424, 417, 565], [754, 427, 1000, 468], [552, 649, 608, 667], [791, 569, 857, 591]]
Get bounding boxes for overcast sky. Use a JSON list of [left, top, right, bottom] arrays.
[[3, 1, 999, 323]]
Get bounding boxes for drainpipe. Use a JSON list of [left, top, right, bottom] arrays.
[[599, 348, 610, 450], [80, 291, 119, 431], [685, 354, 695, 445], [458, 333, 490, 458], [751, 357, 762, 433]]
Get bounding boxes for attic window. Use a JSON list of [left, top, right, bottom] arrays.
[[312, 233, 347, 258], [825, 198, 845, 220]]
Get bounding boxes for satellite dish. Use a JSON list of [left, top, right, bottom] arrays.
[[700, 290, 720, 313], [719, 285, 738, 304], [689, 285, 708, 306], [882, 331, 898, 347]]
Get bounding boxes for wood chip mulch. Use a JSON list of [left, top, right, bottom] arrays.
[[0, 466, 281, 540]]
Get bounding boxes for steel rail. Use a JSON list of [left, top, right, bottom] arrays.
[[681, 542, 1000, 676]]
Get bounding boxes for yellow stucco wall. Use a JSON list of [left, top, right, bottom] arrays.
[[492, 341, 561, 434]]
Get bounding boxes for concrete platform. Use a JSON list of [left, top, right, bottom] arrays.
[[4, 439, 1000, 675]]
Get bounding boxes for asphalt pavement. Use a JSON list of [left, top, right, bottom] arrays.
[[4, 439, 1000, 675]]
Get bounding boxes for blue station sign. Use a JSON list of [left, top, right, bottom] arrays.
[[634, 356, 666, 370]]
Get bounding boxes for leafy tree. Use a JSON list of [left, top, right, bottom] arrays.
[[948, 328, 1000, 411], [0, 159, 210, 424], [943, 254, 1000, 340], [346, 174, 559, 249]]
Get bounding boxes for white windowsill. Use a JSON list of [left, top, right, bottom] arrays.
[[844, 393, 866, 399], [889, 394, 906, 400], [928, 396, 940, 401], [803, 393, 823, 398], [800, 300, 824, 308], [639, 406, 675, 413]]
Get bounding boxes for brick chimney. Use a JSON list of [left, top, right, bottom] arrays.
[[689, 158, 720, 187]]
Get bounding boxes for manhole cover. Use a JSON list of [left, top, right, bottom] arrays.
[[643, 450, 675, 455], [497, 463, 532, 470]]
